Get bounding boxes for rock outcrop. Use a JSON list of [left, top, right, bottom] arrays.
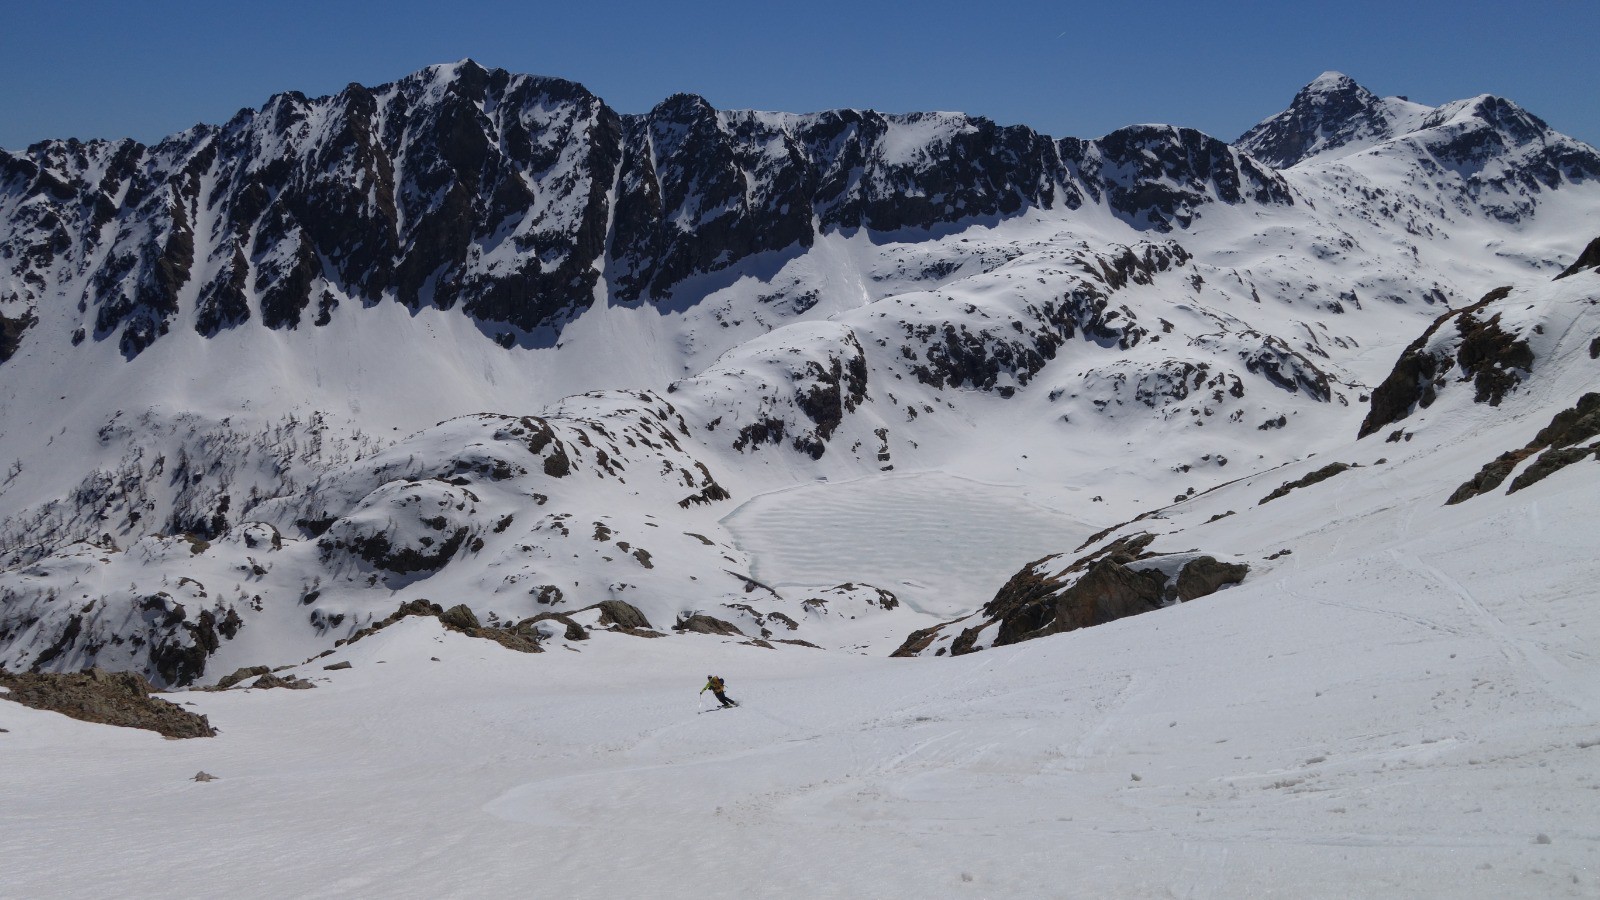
[[1448, 392, 1600, 503], [893, 534, 1248, 657], [1359, 286, 1527, 438], [0, 667, 216, 738]]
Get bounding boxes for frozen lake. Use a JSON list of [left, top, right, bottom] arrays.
[[722, 471, 1097, 618]]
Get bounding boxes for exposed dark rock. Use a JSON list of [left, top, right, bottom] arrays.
[[1445, 449, 1536, 504], [1049, 558, 1169, 633], [520, 612, 589, 641], [1456, 309, 1535, 406], [0, 667, 216, 738], [0, 308, 38, 363], [893, 534, 1248, 657], [337, 598, 543, 653], [0, 62, 1327, 359], [891, 623, 949, 658], [1080, 125, 1293, 231], [1527, 392, 1600, 453], [1259, 462, 1351, 505], [1555, 236, 1600, 280], [249, 673, 315, 690], [591, 600, 652, 630], [673, 614, 745, 636], [215, 665, 270, 689], [149, 608, 222, 686], [1240, 336, 1331, 401], [470, 624, 544, 654], [1508, 443, 1600, 493], [1449, 392, 1600, 503], [438, 604, 480, 631], [320, 524, 470, 576], [28, 613, 83, 672], [766, 611, 801, 630], [323, 661, 352, 671], [1236, 72, 1397, 169], [1359, 286, 1524, 438], [791, 333, 871, 457], [1173, 557, 1251, 602]]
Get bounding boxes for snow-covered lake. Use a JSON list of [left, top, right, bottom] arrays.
[[722, 472, 1096, 618]]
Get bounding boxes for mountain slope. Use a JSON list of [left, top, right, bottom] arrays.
[[895, 251, 1600, 656], [1, 68, 1599, 685]]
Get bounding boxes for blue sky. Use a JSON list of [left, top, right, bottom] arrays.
[[2, 0, 1596, 151]]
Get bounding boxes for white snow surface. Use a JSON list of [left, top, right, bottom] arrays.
[[4, 444, 1598, 897]]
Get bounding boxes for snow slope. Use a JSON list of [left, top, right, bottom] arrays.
[[4, 446, 1596, 897], [5, 259, 1599, 898]]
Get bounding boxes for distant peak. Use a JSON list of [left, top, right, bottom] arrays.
[[1235, 72, 1392, 168], [1295, 71, 1374, 102], [650, 92, 717, 121], [425, 58, 485, 76], [1308, 71, 1356, 90]]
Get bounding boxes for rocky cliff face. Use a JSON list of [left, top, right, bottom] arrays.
[[0, 60, 1302, 362], [5, 67, 1596, 367]]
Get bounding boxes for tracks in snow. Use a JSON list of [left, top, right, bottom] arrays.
[[1391, 549, 1600, 717]]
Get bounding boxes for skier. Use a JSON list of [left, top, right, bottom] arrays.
[[701, 674, 738, 708]]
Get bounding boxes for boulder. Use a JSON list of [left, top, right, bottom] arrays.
[[439, 604, 481, 631], [250, 673, 315, 690], [592, 600, 652, 630], [1173, 557, 1251, 602], [216, 665, 270, 689], [673, 615, 745, 637]]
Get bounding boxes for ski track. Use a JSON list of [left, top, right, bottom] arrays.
[[1396, 549, 1600, 718]]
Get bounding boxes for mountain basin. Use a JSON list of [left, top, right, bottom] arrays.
[[721, 471, 1097, 620]]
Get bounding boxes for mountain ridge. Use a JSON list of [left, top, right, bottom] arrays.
[[2, 65, 1598, 685], [3, 58, 1300, 361]]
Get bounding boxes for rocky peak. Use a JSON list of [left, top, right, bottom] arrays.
[[1235, 71, 1398, 169], [649, 92, 720, 124], [1420, 94, 1555, 149], [1405, 94, 1600, 222]]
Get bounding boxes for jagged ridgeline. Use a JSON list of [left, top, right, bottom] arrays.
[[0, 60, 1291, 358]]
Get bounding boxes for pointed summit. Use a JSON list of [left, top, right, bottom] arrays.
[[1235, 72, 1413, 169], [1304, 71, 1360, 93]]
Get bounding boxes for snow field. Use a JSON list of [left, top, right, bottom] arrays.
[[722, 471, 1097, 621], [4, 454, 1597, 899]]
